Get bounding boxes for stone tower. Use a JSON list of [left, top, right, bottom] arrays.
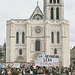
[[43, 0, 70, 67], [44, 0, 64, 20]]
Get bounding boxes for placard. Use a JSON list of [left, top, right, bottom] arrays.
[[14, 63, 20, 68], [37, 55, 59, 66]]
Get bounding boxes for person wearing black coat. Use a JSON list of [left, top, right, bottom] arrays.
[[45, 68, 49, 75]]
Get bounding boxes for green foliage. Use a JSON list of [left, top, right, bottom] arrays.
[[0, 48, 3, 59]]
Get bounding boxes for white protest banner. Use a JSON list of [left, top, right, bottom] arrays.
[[37, 55, 59, 67], [14, 63, 20, 68]]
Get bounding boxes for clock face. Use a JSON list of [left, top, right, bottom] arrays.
[[35, 27, 42, 34], [35, 28, 41, 34]]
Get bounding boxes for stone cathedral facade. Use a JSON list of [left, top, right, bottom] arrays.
[[6, 0, 70, 67]]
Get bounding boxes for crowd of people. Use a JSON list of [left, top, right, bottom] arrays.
[[0, 65, 75, 75]]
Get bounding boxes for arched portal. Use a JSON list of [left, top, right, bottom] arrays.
[[16, 56, 24, 62]]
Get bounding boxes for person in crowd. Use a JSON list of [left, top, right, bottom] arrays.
[[52, 67, 56, 75], [30, 64, 33, 70], [30, 68, 34, 75], [7, 68, 12, 75], [70, 66, 74, 74], [49, 72, 53, 75], [1, 69, 6, 75], [22, 68, 25, 75], [56, 67, 60, 75], [12, 68, 19, 75], [5, 69, 8, 75], [65, 67, 69, 75], [33, 69, 37, 75], [18, 72, 22, 75], [60, 66, 64, 74], [45, 67, 49, 75], [71, 70, 75, 75]]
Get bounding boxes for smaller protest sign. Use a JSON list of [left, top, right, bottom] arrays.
[[6, 63, 14, 68], [14, 63, 20, 68]]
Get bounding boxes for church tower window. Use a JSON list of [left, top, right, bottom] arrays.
[[22, 32, 25, 44], [54, 49, 57, 54], [57, 32, 60, 43], [51, 32, 54, 43], [54, 0, 56, 3], [35, 40, 40, 51], [33, 14, 43, 20], [50, 0, 52, 3], [57, 0, 60, 3], [56, 8, 59, 19], [16, 32, 19, 44], [19, 49, 22, 55], [51, 8, 54, 19]]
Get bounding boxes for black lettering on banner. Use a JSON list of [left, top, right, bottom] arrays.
[[38, 55, 42, 58], [43, 58, 52, 62], [45, 55, 48, 58]]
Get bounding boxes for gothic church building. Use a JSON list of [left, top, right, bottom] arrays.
[[6, 0, 70, 67]]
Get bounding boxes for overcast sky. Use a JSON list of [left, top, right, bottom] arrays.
[[0, 0, 75, 48]]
